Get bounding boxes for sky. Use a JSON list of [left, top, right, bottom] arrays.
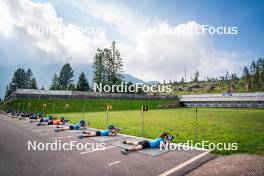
[[0, 0, 263, 98]]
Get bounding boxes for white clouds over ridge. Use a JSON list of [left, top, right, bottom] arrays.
[[0, 0, 108, 66], [0, 0, 244, 82], [74, 0, 243, 81]]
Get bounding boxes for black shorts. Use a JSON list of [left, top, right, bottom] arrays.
[[48, 121, 53, 125], [138, 140, 150, 149], [95, 131, 101, 136], [69, 125, 74, 130]]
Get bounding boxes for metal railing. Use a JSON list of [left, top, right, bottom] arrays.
[[179, 92, 264, 102], [13, 89, 179, 100]]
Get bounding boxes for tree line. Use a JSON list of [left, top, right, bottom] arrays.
[[4, 41, 124, 98], [166, 58, 264, 92], [49, 41, 124, 91], [5, 68, 37, 98], [49, 63, 90, 91], [3, 41, 263, 98], [242, 58, 264, 91]]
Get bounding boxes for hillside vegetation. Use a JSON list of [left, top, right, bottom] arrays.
[[0, 99, 176, 113]]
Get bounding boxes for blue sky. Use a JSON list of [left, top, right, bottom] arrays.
[[0, 0, 263, 98], [34, 0, 264, 54]]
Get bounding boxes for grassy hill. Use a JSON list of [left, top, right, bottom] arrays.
[[169, 79, 253, 95], [0, 98, 176, 113]]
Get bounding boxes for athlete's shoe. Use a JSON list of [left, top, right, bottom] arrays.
[[54, 129, 60, 132], [121, 139, 127, 144], [121, 148, 129, 155], [78, 135, 84, 139]]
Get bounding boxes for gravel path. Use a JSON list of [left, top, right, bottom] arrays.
[[187, 154, 264, 176]]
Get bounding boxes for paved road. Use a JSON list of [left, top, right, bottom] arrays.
[[0, 114, 214, 176]]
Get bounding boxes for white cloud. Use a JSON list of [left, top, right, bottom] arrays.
[[123, 20, 241, 81], [0, 0, 108, 66], [72, 0, 150, 39], [0, 0, 246, 83], [73, 0, 244, 81]]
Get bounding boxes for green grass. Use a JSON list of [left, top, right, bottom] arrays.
[[0, 99, 176, 113], [1, 99, 263, 155], [54, 108, 264, 155]]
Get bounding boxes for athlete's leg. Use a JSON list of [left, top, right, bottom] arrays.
[[122, 139, 139, 145], [78, 131, 96, 139], [54, 126, 70, 132]]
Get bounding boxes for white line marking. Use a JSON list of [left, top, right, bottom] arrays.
[[50, 135, 76, 140], [33, 129, 54, 132], [158, 151, 210, 176], [40, 133, 49, 135], [80, 146, 116, 155], [108, 161, 121, 166]]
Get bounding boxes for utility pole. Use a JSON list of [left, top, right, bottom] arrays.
[[185, 67, 187, 82], [141, 106, 148, 137], [195, 107, 198, 143]]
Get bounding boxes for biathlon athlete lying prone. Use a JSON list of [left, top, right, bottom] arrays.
[[36, 117, 67, 126], [121, 132, 174, 155], [78, 125, 119, 139], [29, 113, 47, 122], [54, 120, 87, 132], [34, 115, 53, 125]]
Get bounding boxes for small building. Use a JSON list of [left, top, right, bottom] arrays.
[[179, 93, 264, 108]]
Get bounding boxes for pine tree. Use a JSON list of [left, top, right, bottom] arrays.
[[11, 68, 26, 89], [92, 49, 106, 85], [68, 84, 76, 91], [6, 68, 26, 95], [243, 66, 251, 91], [4, 68, 34, 98], [25, 69, 33, 88], [4, 84, 13, 98], [50, 73, 60, 90], [194, 71, 199, 82], [30, 77, 38, 89], [76, 72, 90, 91], [254, 59, 262, 90], [25, 69, 38, 89], [106, 41, 123, 85], [257, 58, 264, 90], [58, 63, 74, 90], [92, 41, 124, 90]]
